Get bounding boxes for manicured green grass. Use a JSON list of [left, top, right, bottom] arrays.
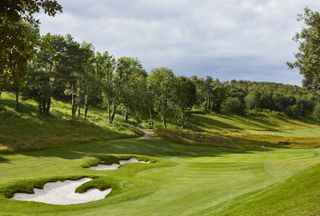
[[1, 92, 320, 215], [0, 137, 319, 216]]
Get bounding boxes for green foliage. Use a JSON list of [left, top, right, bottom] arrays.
[[191, 76, 227, 113], [96, 51, 117, 123], [289, 8, 320, 94], [0, 0, 62, 23], [0, 7, 317, 127], [313, 103, 320, 121], [244, 90, 261, 109], [221, 97, 245, 115], [286, 104, 303, 117], [172, 76, 197, 127], [116, 57, 147, 122], [0, 0, 62, 107], [147, 68, 176, 128]]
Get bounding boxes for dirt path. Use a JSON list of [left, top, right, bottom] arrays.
[[141, 129, 156, 138]]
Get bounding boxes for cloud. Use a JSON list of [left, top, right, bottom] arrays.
[[37, 0, 320, 85]]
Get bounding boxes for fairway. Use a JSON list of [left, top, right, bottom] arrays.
[[1, 137, 320, 216]]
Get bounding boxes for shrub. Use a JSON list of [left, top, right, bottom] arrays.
[[221, 97, 245, 115], [312, 103, 320, 121], [286, 104, 302, 117]]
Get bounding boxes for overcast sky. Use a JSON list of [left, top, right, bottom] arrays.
[[38, 0, 320, 85]]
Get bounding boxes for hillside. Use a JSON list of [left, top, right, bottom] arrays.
[[0, 92, 141, 152], [1, 91, 320, 152], [0, 93, 320, 151], [158, 110, 320, 149]]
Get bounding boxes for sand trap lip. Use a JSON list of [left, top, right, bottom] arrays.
[[88, 157, 150, 170], [11, 178, 111, 205]]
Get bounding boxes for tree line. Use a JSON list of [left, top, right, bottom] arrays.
[[0, 32, 316, 128], [1, 2, 320, 128]]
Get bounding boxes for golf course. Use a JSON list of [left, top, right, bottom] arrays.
[[2, 1, 320, 215], [1, 92, 320, 215]]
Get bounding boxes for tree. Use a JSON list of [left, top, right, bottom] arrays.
[[199, 76, 215, 112], [221, 97, 245, 115], [75, 42, 95, 120], [5, 21, 39, 110], [272, 93, 287, 112], [23, 34, 66, 115], [148, 68, 176, 128], [244, 90, 261, 110], [313, 103, 320, 121], [286, 104, 303, 117], [58, 35, 84, 120], [0, 0, 62, 22], [116, 57, 147, 123], [0, 0, 62, 98], [210, 79, 227, 113], [96, 52, 117, 123], [172, 76, 197, 128], [288, 8, 320, 95]]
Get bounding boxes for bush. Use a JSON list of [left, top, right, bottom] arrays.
[[286, 104, 302, 117], [312, 103, 320, 121], [221, 97, 245, 115]]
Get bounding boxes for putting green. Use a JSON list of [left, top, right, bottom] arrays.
[[0, 137, 319, 215]]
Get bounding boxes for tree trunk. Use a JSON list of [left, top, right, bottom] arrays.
[[163, 98, 167, 128], [15, 88, 19, 111], [163, 115, 167, 128], [207, 94, 211, 112], [110, 105, 117, 124], [46, 97, 51, 115], [108, 101, 112, 124], [149, 106, 153, 128], [124, 107, 129, 123], [42, 98, 46, 115], [84, 95, 88, 120], [180, 112, 185, 128], [77, 99, 81, 119], [71, 84, 76, 120], [38, 95, 42, 115]]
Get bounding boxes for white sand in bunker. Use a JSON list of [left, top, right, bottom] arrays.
[[11, 178, 111, 205], [89, 157, 150, 170]]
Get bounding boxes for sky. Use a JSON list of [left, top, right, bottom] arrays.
[[38, 0, 320, 85]]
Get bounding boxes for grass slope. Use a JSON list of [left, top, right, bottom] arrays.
[[0, 92, 141, 152], [0, 138, 319, 215], [158, 111, 320, 149]]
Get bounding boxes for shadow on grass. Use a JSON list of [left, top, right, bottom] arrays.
[[0, 156, 9, 163], [289, 116, 320, 127], [4, 136, 263, 164], [0, 108, 137, 153], [229, 115, 281, 132], [0, 98, 38, 115], [187, 114, 241, 131]]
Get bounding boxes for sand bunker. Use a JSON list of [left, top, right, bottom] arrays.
[[89, 157, 149, 170], [12, 178, 111, 205]]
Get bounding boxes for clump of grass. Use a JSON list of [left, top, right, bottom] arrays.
[[0, 175, 96, 198], [82, 154, 155, 168], [81, 155, 120, 168], [75, 177, 117, 194]]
